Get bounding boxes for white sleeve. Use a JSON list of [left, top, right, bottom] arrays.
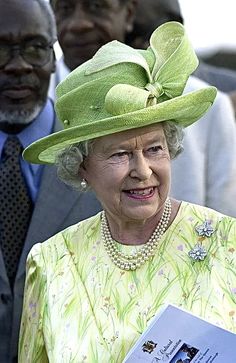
[[171, 77, 236, 217], [204, 90, 236, 217]]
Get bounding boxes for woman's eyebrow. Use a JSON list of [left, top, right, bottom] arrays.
[[145, 135, 166, 144], [102, 135, 166, 153]]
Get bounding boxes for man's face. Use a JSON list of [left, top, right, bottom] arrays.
[[0, 0, 55, 127], [51, 0, 136, 70]]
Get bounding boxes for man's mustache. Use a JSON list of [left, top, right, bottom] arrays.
[[0, 76, 41, 90]]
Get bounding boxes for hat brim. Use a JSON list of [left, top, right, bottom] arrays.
[[23, 87, 216, 164]]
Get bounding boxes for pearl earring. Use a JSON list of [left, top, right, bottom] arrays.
[[80, 178, 87, 190]]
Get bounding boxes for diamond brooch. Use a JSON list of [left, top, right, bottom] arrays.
[[195, 220, 214, 237], [188, 244, 207, 261], [188, 220, 215, 262]]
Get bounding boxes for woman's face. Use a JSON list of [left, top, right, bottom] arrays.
[[81, 124, 171, 224]]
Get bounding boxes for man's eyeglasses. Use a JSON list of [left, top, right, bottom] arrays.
[[0, 41, 54, 68]]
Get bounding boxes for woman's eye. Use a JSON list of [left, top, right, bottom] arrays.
[[148, 146, 163, 153], [111, 151, 129, 160]]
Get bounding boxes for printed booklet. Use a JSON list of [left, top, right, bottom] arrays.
[[123, 304, 236, 363]]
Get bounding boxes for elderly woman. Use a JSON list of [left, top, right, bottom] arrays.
[[19, 22, 236, 362]]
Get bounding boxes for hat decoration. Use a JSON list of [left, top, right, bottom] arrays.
[[94, 21, 198, 115], [23, 22, 217, 164]]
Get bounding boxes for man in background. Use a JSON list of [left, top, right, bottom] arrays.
[[49, 0, 236, 216], [0, 0, 100, 361], [48, 0, 137, 98]]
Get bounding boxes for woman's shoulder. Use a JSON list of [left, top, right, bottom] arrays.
[[180, 201, 235, 218], [29, 211, 102, 261], [170, 201, 236, 259], [177, 200, 236, 230]]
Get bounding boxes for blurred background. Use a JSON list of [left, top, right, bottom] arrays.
[[52, 0, 236, 71], [179, 0, 236, 70]]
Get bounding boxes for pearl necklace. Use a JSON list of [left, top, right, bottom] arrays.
[[101, 198, 172, 271]]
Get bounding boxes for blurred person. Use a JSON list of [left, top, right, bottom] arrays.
[[19, 22, 236, 362], [49, 0, 236, 216], [0, 0, 101, 361], [48, 0, 137, 99], [127, 0, 236, 114], [125, 0, 236, 216], [230, 91, 236, 112]]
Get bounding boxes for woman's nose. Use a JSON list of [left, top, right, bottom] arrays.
[[129, 153, 152, 180]]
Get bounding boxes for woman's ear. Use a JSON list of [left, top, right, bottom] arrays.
[[79, 162, 90, 190], [78, 161, 87, 179]]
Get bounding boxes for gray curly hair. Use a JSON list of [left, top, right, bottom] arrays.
[[56, 121, 184, 190]]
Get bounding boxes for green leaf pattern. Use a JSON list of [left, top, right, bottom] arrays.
[[19, 202, 236, 362]]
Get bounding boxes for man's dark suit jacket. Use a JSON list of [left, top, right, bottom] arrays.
[[0, 107, 101, 362]]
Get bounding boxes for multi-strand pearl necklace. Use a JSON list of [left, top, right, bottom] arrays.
[[101, 198, 172, 271]]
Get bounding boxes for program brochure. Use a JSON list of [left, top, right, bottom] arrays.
[[123, 304, 236, 363]]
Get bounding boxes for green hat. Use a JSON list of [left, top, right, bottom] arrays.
[[23, 21, 217, 164]]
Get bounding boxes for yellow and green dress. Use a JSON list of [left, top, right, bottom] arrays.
[[19, 202, 236, 362]]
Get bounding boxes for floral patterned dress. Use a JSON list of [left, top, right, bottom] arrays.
[[19, 202, 236, 363]]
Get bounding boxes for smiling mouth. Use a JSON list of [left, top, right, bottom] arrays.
[[124, 187, 155, 199]]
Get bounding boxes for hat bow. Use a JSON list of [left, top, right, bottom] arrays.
[[85, 22, 199, 116]]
